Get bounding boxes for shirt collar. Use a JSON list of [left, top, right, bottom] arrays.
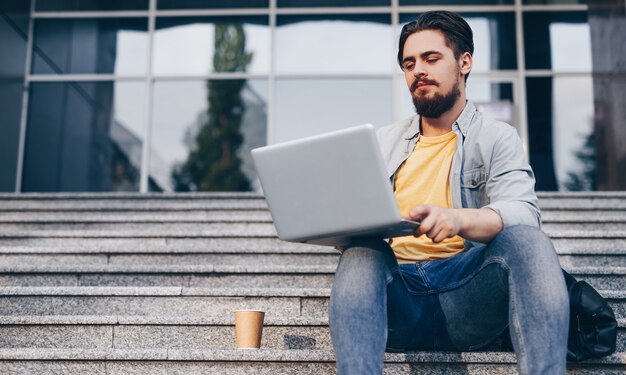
[[402, 100, 477, 140]]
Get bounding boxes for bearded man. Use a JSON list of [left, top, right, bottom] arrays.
[[329, 10, 569, 375]]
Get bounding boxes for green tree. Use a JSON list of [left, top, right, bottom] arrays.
[[172, 24, 253, 191]]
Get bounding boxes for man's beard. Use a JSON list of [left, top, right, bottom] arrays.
[[411, 76, 461, 118]]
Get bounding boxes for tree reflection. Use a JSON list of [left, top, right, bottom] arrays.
[[172, 24, 252, 191], [564, 131, 596, 191]]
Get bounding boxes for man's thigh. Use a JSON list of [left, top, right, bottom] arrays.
[[437, 263, 510, 351]]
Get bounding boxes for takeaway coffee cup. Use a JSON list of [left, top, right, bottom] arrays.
[[234, 310, 265, 349]]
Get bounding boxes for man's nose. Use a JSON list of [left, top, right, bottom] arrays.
[[412, 64, 427, 78]]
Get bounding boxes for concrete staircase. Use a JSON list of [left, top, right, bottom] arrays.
[[0, 192, 625, 374]]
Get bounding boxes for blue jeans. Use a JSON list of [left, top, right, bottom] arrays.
[[329, 225, 569, 375]]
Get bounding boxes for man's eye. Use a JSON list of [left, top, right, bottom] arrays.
[[427, 58, 438, 63], [403, 63, 414, 70]]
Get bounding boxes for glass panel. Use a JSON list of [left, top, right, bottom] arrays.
[[400, 0, 512, 4], [158, 0, 269, 9], [0, 0, 31, 191], [276, 15, 393, 74], [150, 79, 267, 192], [526, 76, 596, 191], [278, 0, 389, 6], [22, 82, 145, 192], [35, 0, 149, 11], [524, 12, 591, 72], [523, 0, 586, 5], [153, 17, 269, 75], [32, 18, 149, 75], [274, 78, 393, 143], [399, 13, 517, 72]]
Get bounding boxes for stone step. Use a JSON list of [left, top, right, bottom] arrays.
[[1, 222, 626, 238], [0, 237, 329, 254], [0, 348, 623, 374], [0, 315, 625, 352], [0, 273, 335, 288], [1, 209, 625, 224], [0, 237, 623, 255], [1, 287, 626, 319], [0, 268, 623, 291], [0, 252, 623, 272]]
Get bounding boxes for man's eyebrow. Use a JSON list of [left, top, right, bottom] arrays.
[[402, 56, 415, 65], [420, 50, 443, 59]]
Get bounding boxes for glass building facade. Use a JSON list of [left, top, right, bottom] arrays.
[[1, 0, 624, 193]]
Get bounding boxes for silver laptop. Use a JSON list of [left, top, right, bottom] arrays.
[[251, 124, 420, 247]]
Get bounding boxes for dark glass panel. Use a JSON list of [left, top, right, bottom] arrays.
[[399, 12, 517, 71], [35, 0, 149, 11], [32, 18, 149, 75], [526, 76, 596, 191], [275, 78, 393, 143], [523, 11, 590, 71], [23, 82, 145, 192], [158, 0, 268, 9], [523, 0, 586, 4], [154, 16, 269, 75], [400, 0, 513, 5], [150, 80, 267, 192], [0, 0, 31, 191], [278, 0, 389, 6], [276, 14, 392, 73]]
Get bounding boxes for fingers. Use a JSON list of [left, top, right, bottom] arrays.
[[411, 205, 460, 243]]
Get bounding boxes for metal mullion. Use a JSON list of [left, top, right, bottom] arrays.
[[156, 8, 270, 17], [398, 5, 516, 14], [28, 74, 146, 82], [151, 73, 268, 81], [267, 0, 277, 145], [15, 0, 36, 193], [525, 70, 593, 78], [515, 0, 529, 160], [391, 0, 404, 123], [522, 4, 588, 12], [276, 6, 391, 15], [139, 0, 156, 193], [33, 11, 149, 18]]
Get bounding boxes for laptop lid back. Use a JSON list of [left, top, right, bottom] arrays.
[[252, 124, 403, 243]]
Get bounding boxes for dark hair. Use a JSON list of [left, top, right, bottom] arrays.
[[397, 11, 474, 81]]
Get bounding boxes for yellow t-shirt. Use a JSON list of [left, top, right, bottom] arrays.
[[391, 130, 465, 263]]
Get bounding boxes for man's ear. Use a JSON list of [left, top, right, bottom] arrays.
[[459, 52, 472, 76]]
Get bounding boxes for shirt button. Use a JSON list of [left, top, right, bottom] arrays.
[[471, 179, 477, 186]]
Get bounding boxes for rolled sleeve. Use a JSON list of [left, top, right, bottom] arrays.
[[484, 127, 541, 228]]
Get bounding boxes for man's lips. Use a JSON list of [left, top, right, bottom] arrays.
[[411, 80, 437, 91]]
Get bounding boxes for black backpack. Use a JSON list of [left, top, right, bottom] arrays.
[[563, 270, 617, 362]]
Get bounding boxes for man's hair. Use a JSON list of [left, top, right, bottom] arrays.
[[397, 11, 474, 82]]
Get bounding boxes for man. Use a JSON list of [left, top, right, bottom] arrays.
[[329, 11, 569, 375]]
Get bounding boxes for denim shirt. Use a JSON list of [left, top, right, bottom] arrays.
[[376, 101, 541, 250]]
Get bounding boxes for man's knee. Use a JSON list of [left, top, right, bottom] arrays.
[[491, 225, 557, 264]]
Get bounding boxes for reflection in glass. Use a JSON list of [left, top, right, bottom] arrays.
[[526, 76, 596, 191], [31, 18, 149, 75], [35, 0, 149, 11], [523, 0, 586, 4], [158, 0, 268, 9], [153, 16, 269, 75], [151, 80, 268, 192], [278, 0, 389, 6], [399, 13, 516, 72], [400, 0, 512, 4], [524, 12, 590, 71], [274, 78, 393, 143], [276, 15, 393, 74], [23, 82, 146, 192], [552, 77, 595, 190]]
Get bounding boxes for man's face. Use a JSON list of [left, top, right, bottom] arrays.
[[401, 29, 469, 118]]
